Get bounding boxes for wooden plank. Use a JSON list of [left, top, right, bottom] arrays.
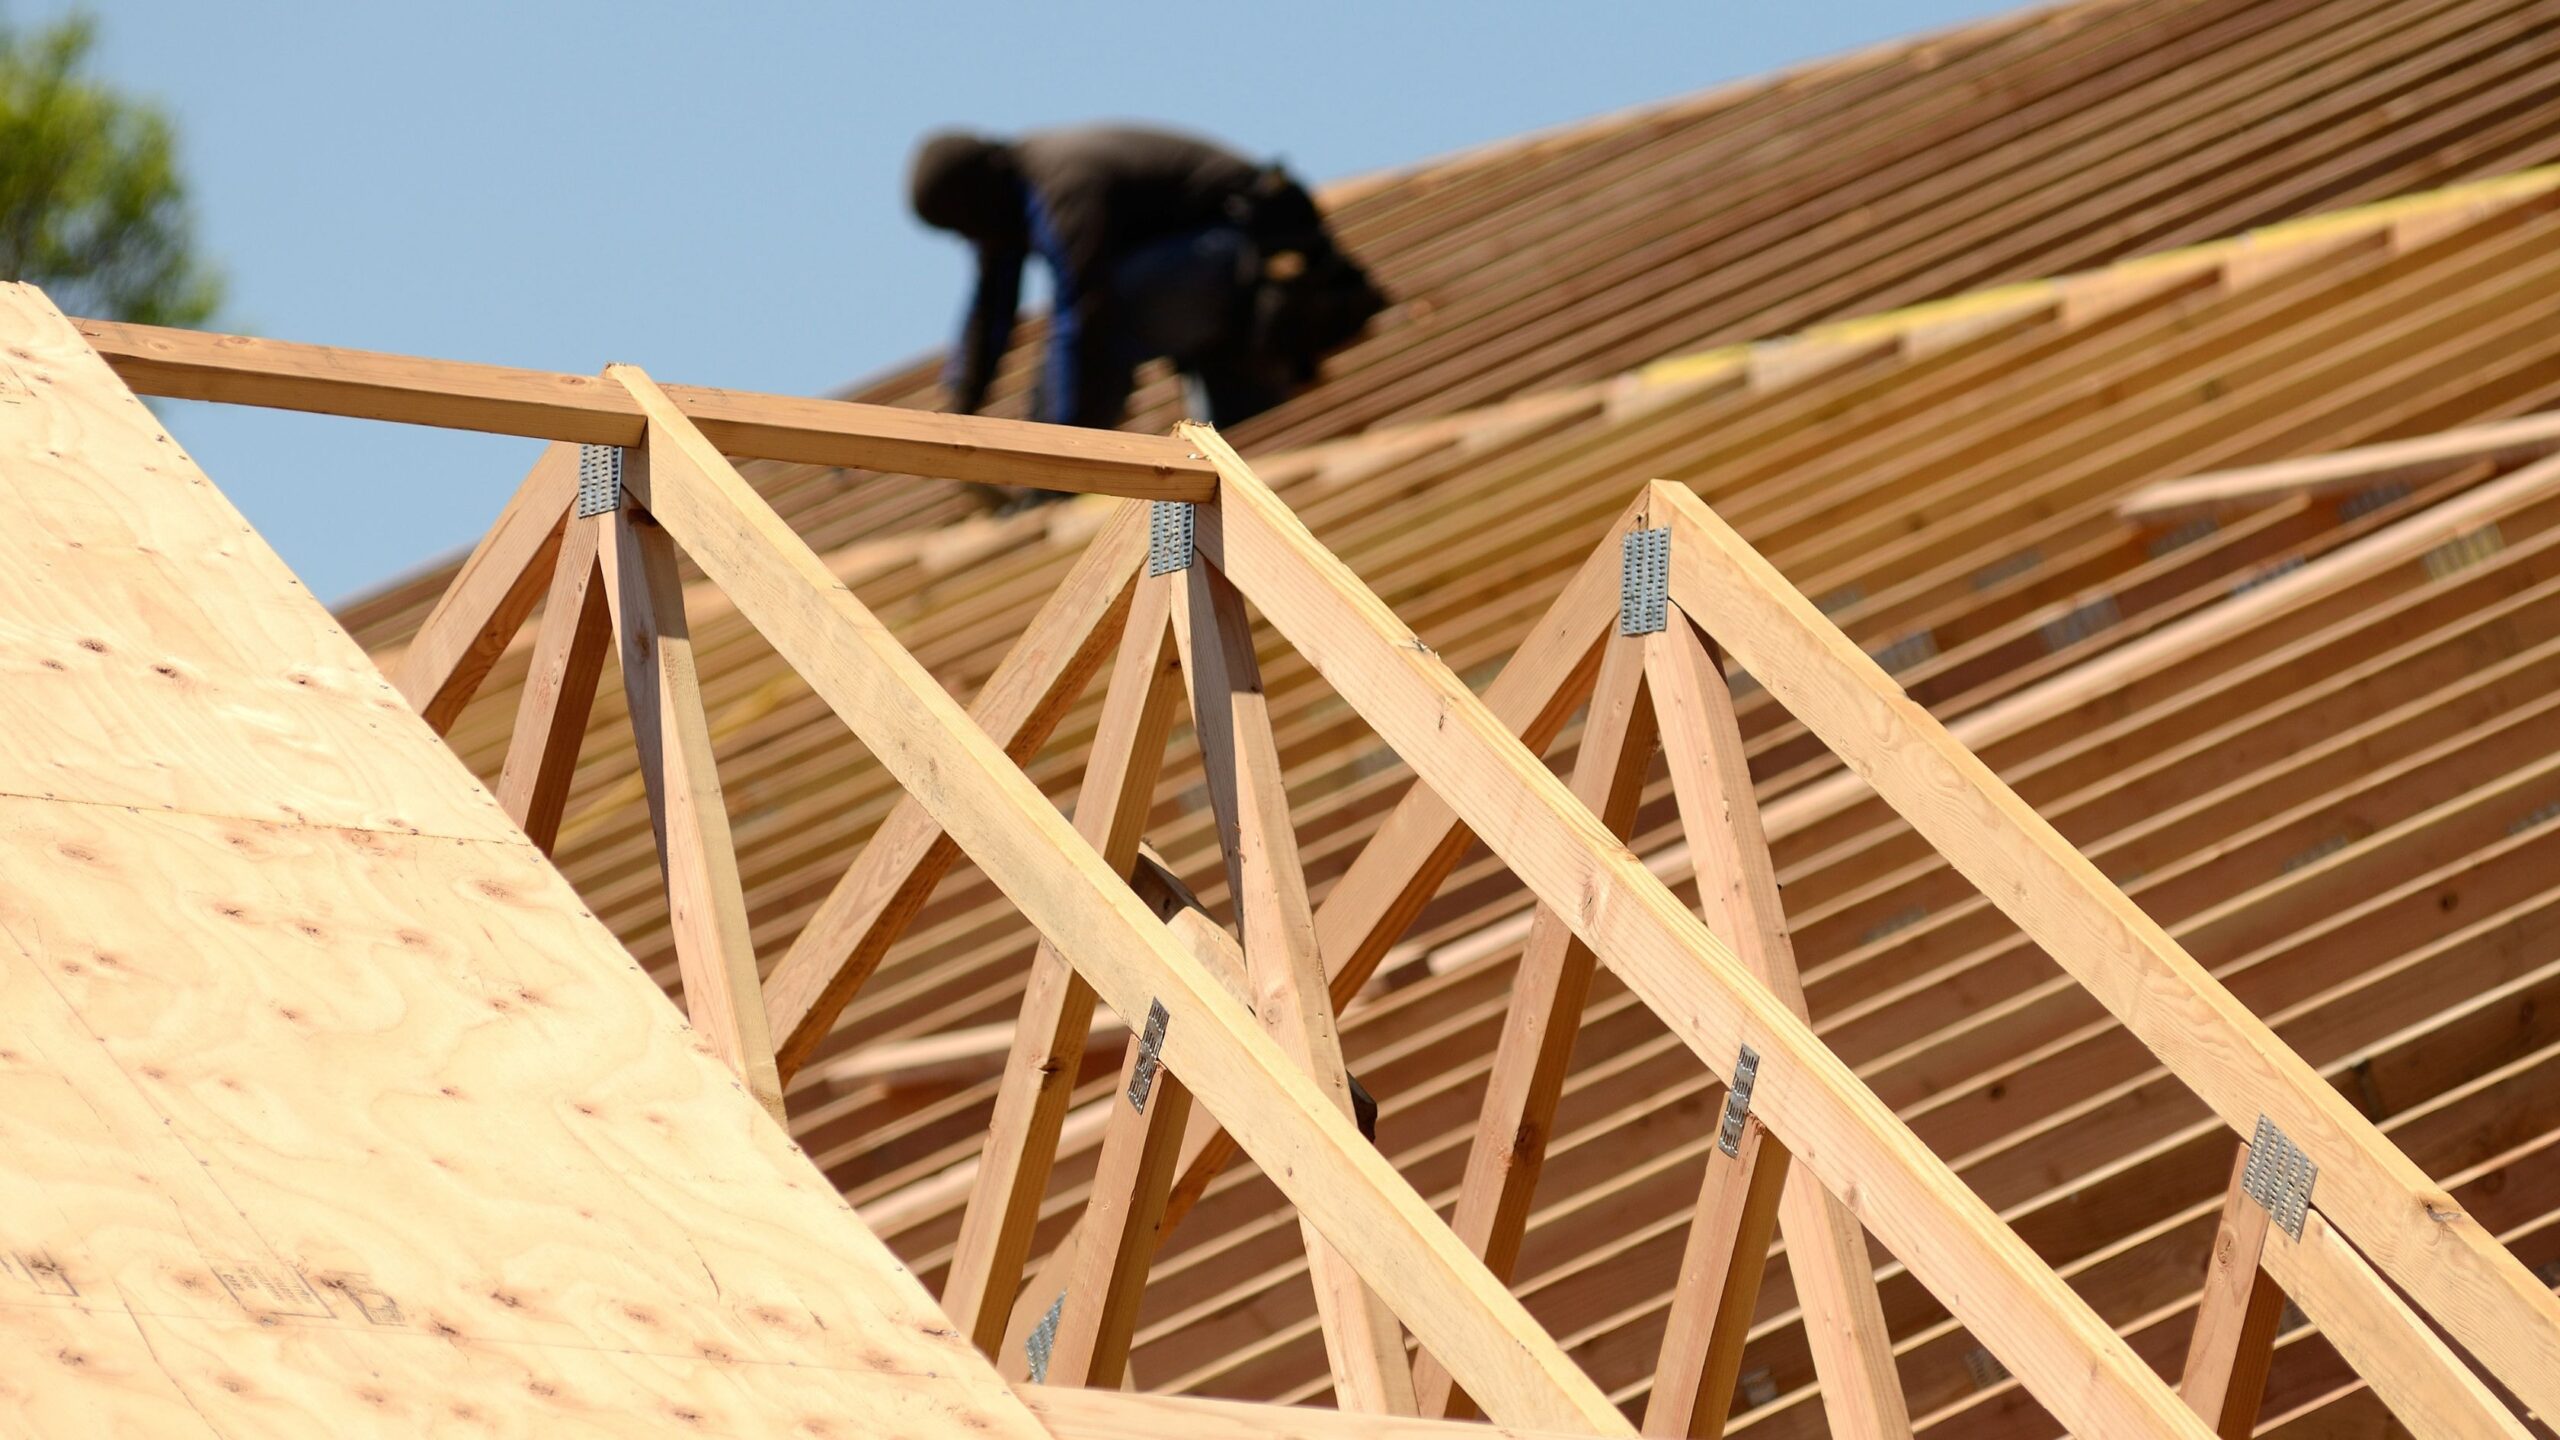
[[391, 442, 577, 734], [493, 512, 609, 854], [0, 802, 1049, 1426], [600, 463, 785, 1125], [766, 502, 1151, 1079], [0, 282, 520, 843], [2254, 1209, 2531, 1440], [1174, 552, 1418, 1416], [2178, 1148, 2283, 1438], [1038, 878, 1214, 1390], [943, 572, 1183, 1356], [1755, 406, 2560, 861], [605, 366, 1630, 1434], [1025, 850, 1252, 1390], [1188, 424, 2211, 1440], [993, 516, 1632, 1360], [1312, 498, 1639, 986], [2119, 410, 2560, 523], [1650, 478, 2560, 1419], [74, 317, 1215, 497], [1023, 1384, 1620, 1440], [1418, 626, 1652, 1420], [1643, 1116, 1791, 1438], [1643, 611, 1910, 1440]]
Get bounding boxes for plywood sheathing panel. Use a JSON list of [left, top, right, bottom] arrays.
[[0, 282, 1045, 1439]]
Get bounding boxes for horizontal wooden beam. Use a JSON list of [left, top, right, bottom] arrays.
[[75, 318, 1215, 498], [2118, 410, 2560, 523], [1651, 477, 2560, 1421], [1187, 425, 2211, 1440], [605, 368, 1627, 1435]]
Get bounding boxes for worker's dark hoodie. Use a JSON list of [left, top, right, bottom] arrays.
[[910, 125, 1267, 428]]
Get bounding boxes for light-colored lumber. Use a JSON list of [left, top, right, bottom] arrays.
[[2177, 1148, 2284, 1438], [75, 317, 1215, 497], [2254, 1209, 2531, 1440], [1023, 1384, 1619, 1440], [493, 511, 609, 853], [1037, 851, 1252, 1389], [1187, 423, 2212, 1440], [1011, 853, 1248, 1387], [1040, 929, 1203, 1389], [2120, 409, 2560, 523], [766, 502, 1152, 1079], [1755, 378, 2560, 861], [1649, 477, 2560, 1418], [0, 807, 1042, 1439], [605, 367, 1629, 1434], [945, 572, 1182, 1356], [1312, 498, 1640, 984], [599, 463, 785, 1126], [0, 283, 521, 843], [1175, 551, 1418, 1415], [1644, 1116, 1791, 1438], [391, 441, 576, 734], [1644, 611, 1909, 1440], [1418, 625, 1649, 1420], [994, 514, 1635, 1361], [0, 280, 1048, 1438]]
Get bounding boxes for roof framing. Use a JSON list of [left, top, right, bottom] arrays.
[[23, 286, 2555, 1439]]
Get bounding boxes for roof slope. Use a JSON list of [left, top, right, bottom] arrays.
[[333, 0, 2560, 1432], [757, 177, 2560, 1434], [346, 0, 2560, 639], [0, 285, 1042, 1436]]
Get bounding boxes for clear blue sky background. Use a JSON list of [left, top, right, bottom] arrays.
[[74, 1, 2012, 603]]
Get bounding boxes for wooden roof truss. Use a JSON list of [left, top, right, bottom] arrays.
[[80, 317, 2560, 1439]]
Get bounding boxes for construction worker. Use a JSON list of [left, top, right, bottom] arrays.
[[907, 123, 1383, 440]]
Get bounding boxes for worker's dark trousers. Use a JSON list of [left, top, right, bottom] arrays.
[[1085, 227, 1292, 428]]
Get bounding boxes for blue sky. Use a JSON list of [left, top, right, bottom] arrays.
[[73, 1, 2013, 603]]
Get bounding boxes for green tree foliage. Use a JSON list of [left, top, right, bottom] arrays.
[[0, 11, 219, 326]]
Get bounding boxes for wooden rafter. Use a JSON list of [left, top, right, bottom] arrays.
[[392, 440, 576, 733], [599, 454, 786, 1126], [765, 503, 1151, 1079], [1416, 617, 1651, 1421], [1186, 424, 2214, 1439], [994, 515, 1633, 1360], [1172, 549, 1417, 1415], [1642, 611, 1909, 1439], [1646, 1113, 1789, 1438], [1648, 477, 2560, 1422], [493, 510, 610, 854], [2119, 409, 2560, 523], [604, 365, 1629, 1434], [945, 571, 1183, 1358], [1038, 852, 1233, 1391], [2176, 1148, 2287, 1436]]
